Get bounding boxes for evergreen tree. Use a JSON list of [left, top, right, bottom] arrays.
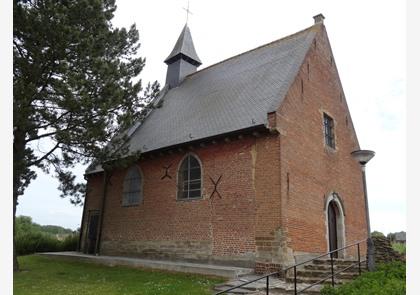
[[13, 0, 159, 271], [371, 231, 385, 238]]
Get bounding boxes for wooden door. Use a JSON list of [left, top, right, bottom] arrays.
[[328, 202, 338, 258], [87, 211, 99, 254]]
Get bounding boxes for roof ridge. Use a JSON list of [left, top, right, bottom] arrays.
[[183, 23, 322, 80]]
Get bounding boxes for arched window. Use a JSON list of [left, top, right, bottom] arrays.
[[122, 166, 143, 206], [178, 154, 202, 199]]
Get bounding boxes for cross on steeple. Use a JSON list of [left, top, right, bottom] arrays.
[[183, 0, 193, 24]]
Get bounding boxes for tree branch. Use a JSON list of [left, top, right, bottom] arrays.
[[28, 141, 60, 166], [30, 69, 55, 102], [26, 111, 70, 131], [25, 130, 57, 143], [13, 40, 26, 59]]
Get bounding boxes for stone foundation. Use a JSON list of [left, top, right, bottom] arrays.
[[254, 228, 294, 274], [101, 240, 211, 260], [255, 262, 282, 274], [100, 240, 255, 268]]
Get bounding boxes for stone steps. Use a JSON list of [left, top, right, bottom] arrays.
[[303, 263, 365, 272], [214, 286, 256, 294], [296, 269, 359, 279], [311, 258, 359, 266], [283, 258, 364, 286], [286, 276, 352, 285], [214, 274, 323, 294], [214, 257, 367, 294]]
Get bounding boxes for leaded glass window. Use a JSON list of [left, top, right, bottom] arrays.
[[178, 155, 202, 199], [323, 113, 335, 149], [122, 166, 142, 206]]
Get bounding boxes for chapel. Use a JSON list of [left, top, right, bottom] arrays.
[[79, 14, 368, 272]]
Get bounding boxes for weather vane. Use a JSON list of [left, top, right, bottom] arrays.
[[183, 0, 193, 24]]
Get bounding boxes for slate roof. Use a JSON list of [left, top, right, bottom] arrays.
[[86, 23, 320, 174], [164, 25, 202, 66]]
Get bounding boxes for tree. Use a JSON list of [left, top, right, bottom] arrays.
[[15, 216, 40, 235], [371, 231, 385, 238], [13, 0, 159, 271]]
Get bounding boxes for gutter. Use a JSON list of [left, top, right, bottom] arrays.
[[84, 124, 272, 176]]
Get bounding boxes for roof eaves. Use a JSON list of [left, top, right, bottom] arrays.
[[84, 85, 170, 175]]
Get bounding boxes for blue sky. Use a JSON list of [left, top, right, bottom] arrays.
[[17, 0, 406, 234]]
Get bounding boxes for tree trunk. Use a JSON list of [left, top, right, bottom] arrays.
[[13, 131, 25, 272], [13, 181, 19, 272]]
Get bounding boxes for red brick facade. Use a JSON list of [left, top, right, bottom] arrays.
[[80, 24, 367, 271]]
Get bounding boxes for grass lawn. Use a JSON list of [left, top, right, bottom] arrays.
[[391, 242, 406, 255], [14, 255, 226, 295], [320, 261, 406, 295]]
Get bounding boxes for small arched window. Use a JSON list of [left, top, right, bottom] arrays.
[[178, 154, 202, 199], [122, 166, 142, 206]]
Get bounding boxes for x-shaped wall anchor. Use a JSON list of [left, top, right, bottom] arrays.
[[161, 164, 172, 180], [209, 175, 223, 199]]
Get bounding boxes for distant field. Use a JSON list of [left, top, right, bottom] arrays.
[[14, 255, 225, 295]]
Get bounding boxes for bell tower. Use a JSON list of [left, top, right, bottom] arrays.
[[164, 25, 202, 88]]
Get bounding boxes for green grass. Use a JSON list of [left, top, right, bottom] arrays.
[[14, 255, 225, 295], [391, 242, 406, 255], [320, 261, 406, 295]]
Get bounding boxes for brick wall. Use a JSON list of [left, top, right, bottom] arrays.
[[275, 24, 367, 265], [81, 24, 368, 271], [82, 135, 283, 267]]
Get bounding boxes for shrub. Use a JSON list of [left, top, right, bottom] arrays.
[[16, 232, 79, 255], [320, 261, 405, 295], [59, 234, 79, 251], [15, 215, 79, 255], [41, 225, 74, 235], [16, 232, 60, 255], [392, 242, 406, 255], [371, 231, 385, 238]]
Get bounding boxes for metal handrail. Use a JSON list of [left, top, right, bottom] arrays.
[[283, 238, 367, 272], [283, 238, 368, 295], [296, 258, 367, 294], [214, 272, 278, 295], [214, 239, 368, 295]]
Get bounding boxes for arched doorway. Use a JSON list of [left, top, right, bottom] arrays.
[[325, 193, 345, 258], [328, 202, 339, 258]]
